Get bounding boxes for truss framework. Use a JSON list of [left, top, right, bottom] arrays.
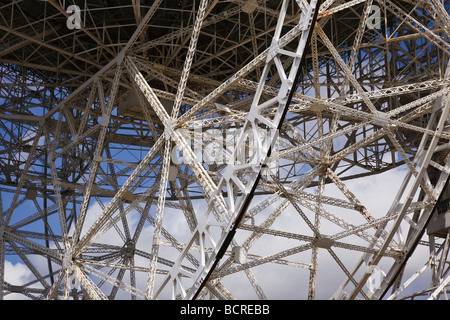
[[0, 0, 450, 300]]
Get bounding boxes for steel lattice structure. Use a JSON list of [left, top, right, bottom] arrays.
[[0, 0, 449, 300]]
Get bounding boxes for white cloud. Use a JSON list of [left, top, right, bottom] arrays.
[[4, 260, 34, 285], [3, 260, 34, 300]]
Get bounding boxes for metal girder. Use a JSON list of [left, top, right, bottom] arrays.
[[151, 0, 321, 300]]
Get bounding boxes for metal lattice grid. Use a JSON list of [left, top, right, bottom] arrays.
[[0, 0, 449, 300]]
